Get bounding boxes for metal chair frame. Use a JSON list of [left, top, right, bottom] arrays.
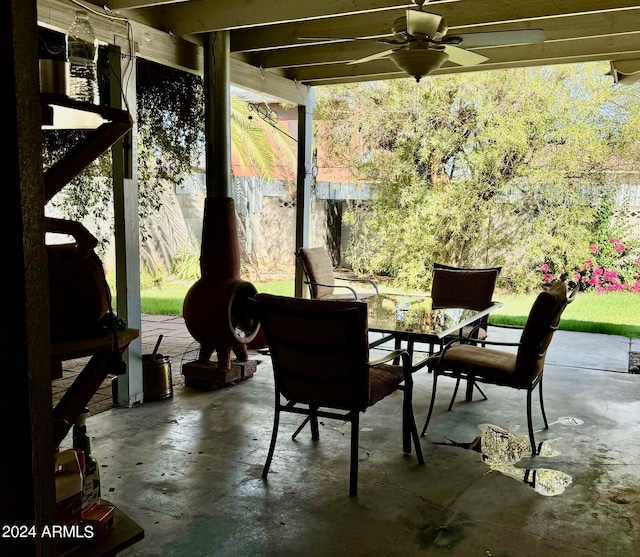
[[422, 282, 578, 455], [295, 247, 379, 300], [253, 294, 423, 496]]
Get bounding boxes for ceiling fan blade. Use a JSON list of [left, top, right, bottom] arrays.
[[299, 36, 404, 47], [406, 10, 443, 39], [298, 36, 377, 41], [298, 36, 347, 41], [347, 48, 398, 65], [443, 45, 488, 66], [454, 29, 545, 48]]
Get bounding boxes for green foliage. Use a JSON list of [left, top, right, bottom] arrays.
[[43, 57, 296, 260], [171, 245, 201, 282], [43, 58, 202, 250], [231, 97, 297, 189], [315, 63, 640, 293], [540, 236, 640, 293], [140, 265, 167, 289], [42, 131, 114, 255], [106, 264, 167, 296], [136, 60, 205, 245]]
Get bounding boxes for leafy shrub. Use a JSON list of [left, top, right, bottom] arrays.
[[171, 246, 201, 282], [105, 265, 167, 295], [140, 265, 167, 289], [539, 237, 640, 292]]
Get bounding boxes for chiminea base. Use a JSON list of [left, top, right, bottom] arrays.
[[182, 359, 257, 391]]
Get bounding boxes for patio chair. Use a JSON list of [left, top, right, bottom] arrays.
[[421, 280, 578, 455], [295, 247, 379, 300], [252, 293, 424, 496], [430, 262, 502, 349], [424, 263, 503, 398]]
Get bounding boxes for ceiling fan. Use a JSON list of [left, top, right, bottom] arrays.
[[303, 8, 545, 82]]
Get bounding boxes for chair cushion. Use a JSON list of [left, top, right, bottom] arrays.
[[255, 294, 371, 409], [298, 247, 335, 299], [368, 363, 405, 405], [427, 344, 522, 387], [516, 281, 567, 380]]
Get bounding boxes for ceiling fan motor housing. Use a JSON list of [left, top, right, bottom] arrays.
[[393, 14, 448, 42]]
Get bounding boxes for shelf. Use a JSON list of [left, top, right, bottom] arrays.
[[41, 93, 133, 203], [57, 500, 144, 557], [40, 93, 142, 556], [51, 332, 144, 555], [51, 328, 139, 363], [51, 328, 139, 448]]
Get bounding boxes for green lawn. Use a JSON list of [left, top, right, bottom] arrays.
[[490, 290, 640, 338], [136, 280, 294, 315], [134, 280, 640, 339]]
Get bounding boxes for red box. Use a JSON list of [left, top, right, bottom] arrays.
[[82, 504, 115, 540]]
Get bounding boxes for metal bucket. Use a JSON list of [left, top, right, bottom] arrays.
[[143, 354, 173, 401]]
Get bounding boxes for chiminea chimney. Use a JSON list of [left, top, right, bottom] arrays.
[[182, 196, 259, 390]]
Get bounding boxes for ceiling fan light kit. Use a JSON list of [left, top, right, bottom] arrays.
[[389, 47, 449, 82], [607, 59, 640, 85]]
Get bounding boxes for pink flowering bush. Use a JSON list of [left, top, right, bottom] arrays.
[[539, 237, 640, 293]]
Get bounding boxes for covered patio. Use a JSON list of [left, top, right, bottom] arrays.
[[7, 1, 640, 555]]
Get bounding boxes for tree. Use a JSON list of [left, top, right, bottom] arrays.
[[44, 54, 296, 259], [315, 63, 640, 291]]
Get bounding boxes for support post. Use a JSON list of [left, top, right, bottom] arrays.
[[110, 44, 143, 407], [5, 1, 55, 553], [204, 31, 231, 198], [294, 96, 315, 298]]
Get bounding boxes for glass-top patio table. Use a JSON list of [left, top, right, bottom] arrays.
[[364, 293, 503, 376]]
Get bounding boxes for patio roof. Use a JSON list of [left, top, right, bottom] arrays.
[[51, 0, 640, 90]]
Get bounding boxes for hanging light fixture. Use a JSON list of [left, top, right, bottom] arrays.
[[389, 45, 449, 82], [607, 59, 640, 85]]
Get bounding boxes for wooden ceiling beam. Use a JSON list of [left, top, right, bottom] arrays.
[[40, 0, 640, 89], [137, 0, 419, 35], [282, 32, 640, 84], [231, 6, 640, 53], [242, 26, 640, 71], [137, 0, 640, 38]]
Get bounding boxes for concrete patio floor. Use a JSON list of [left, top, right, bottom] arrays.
[[62, 315, 640, 557]]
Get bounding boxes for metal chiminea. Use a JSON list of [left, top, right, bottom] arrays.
[[182, 196, 260, 390]]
